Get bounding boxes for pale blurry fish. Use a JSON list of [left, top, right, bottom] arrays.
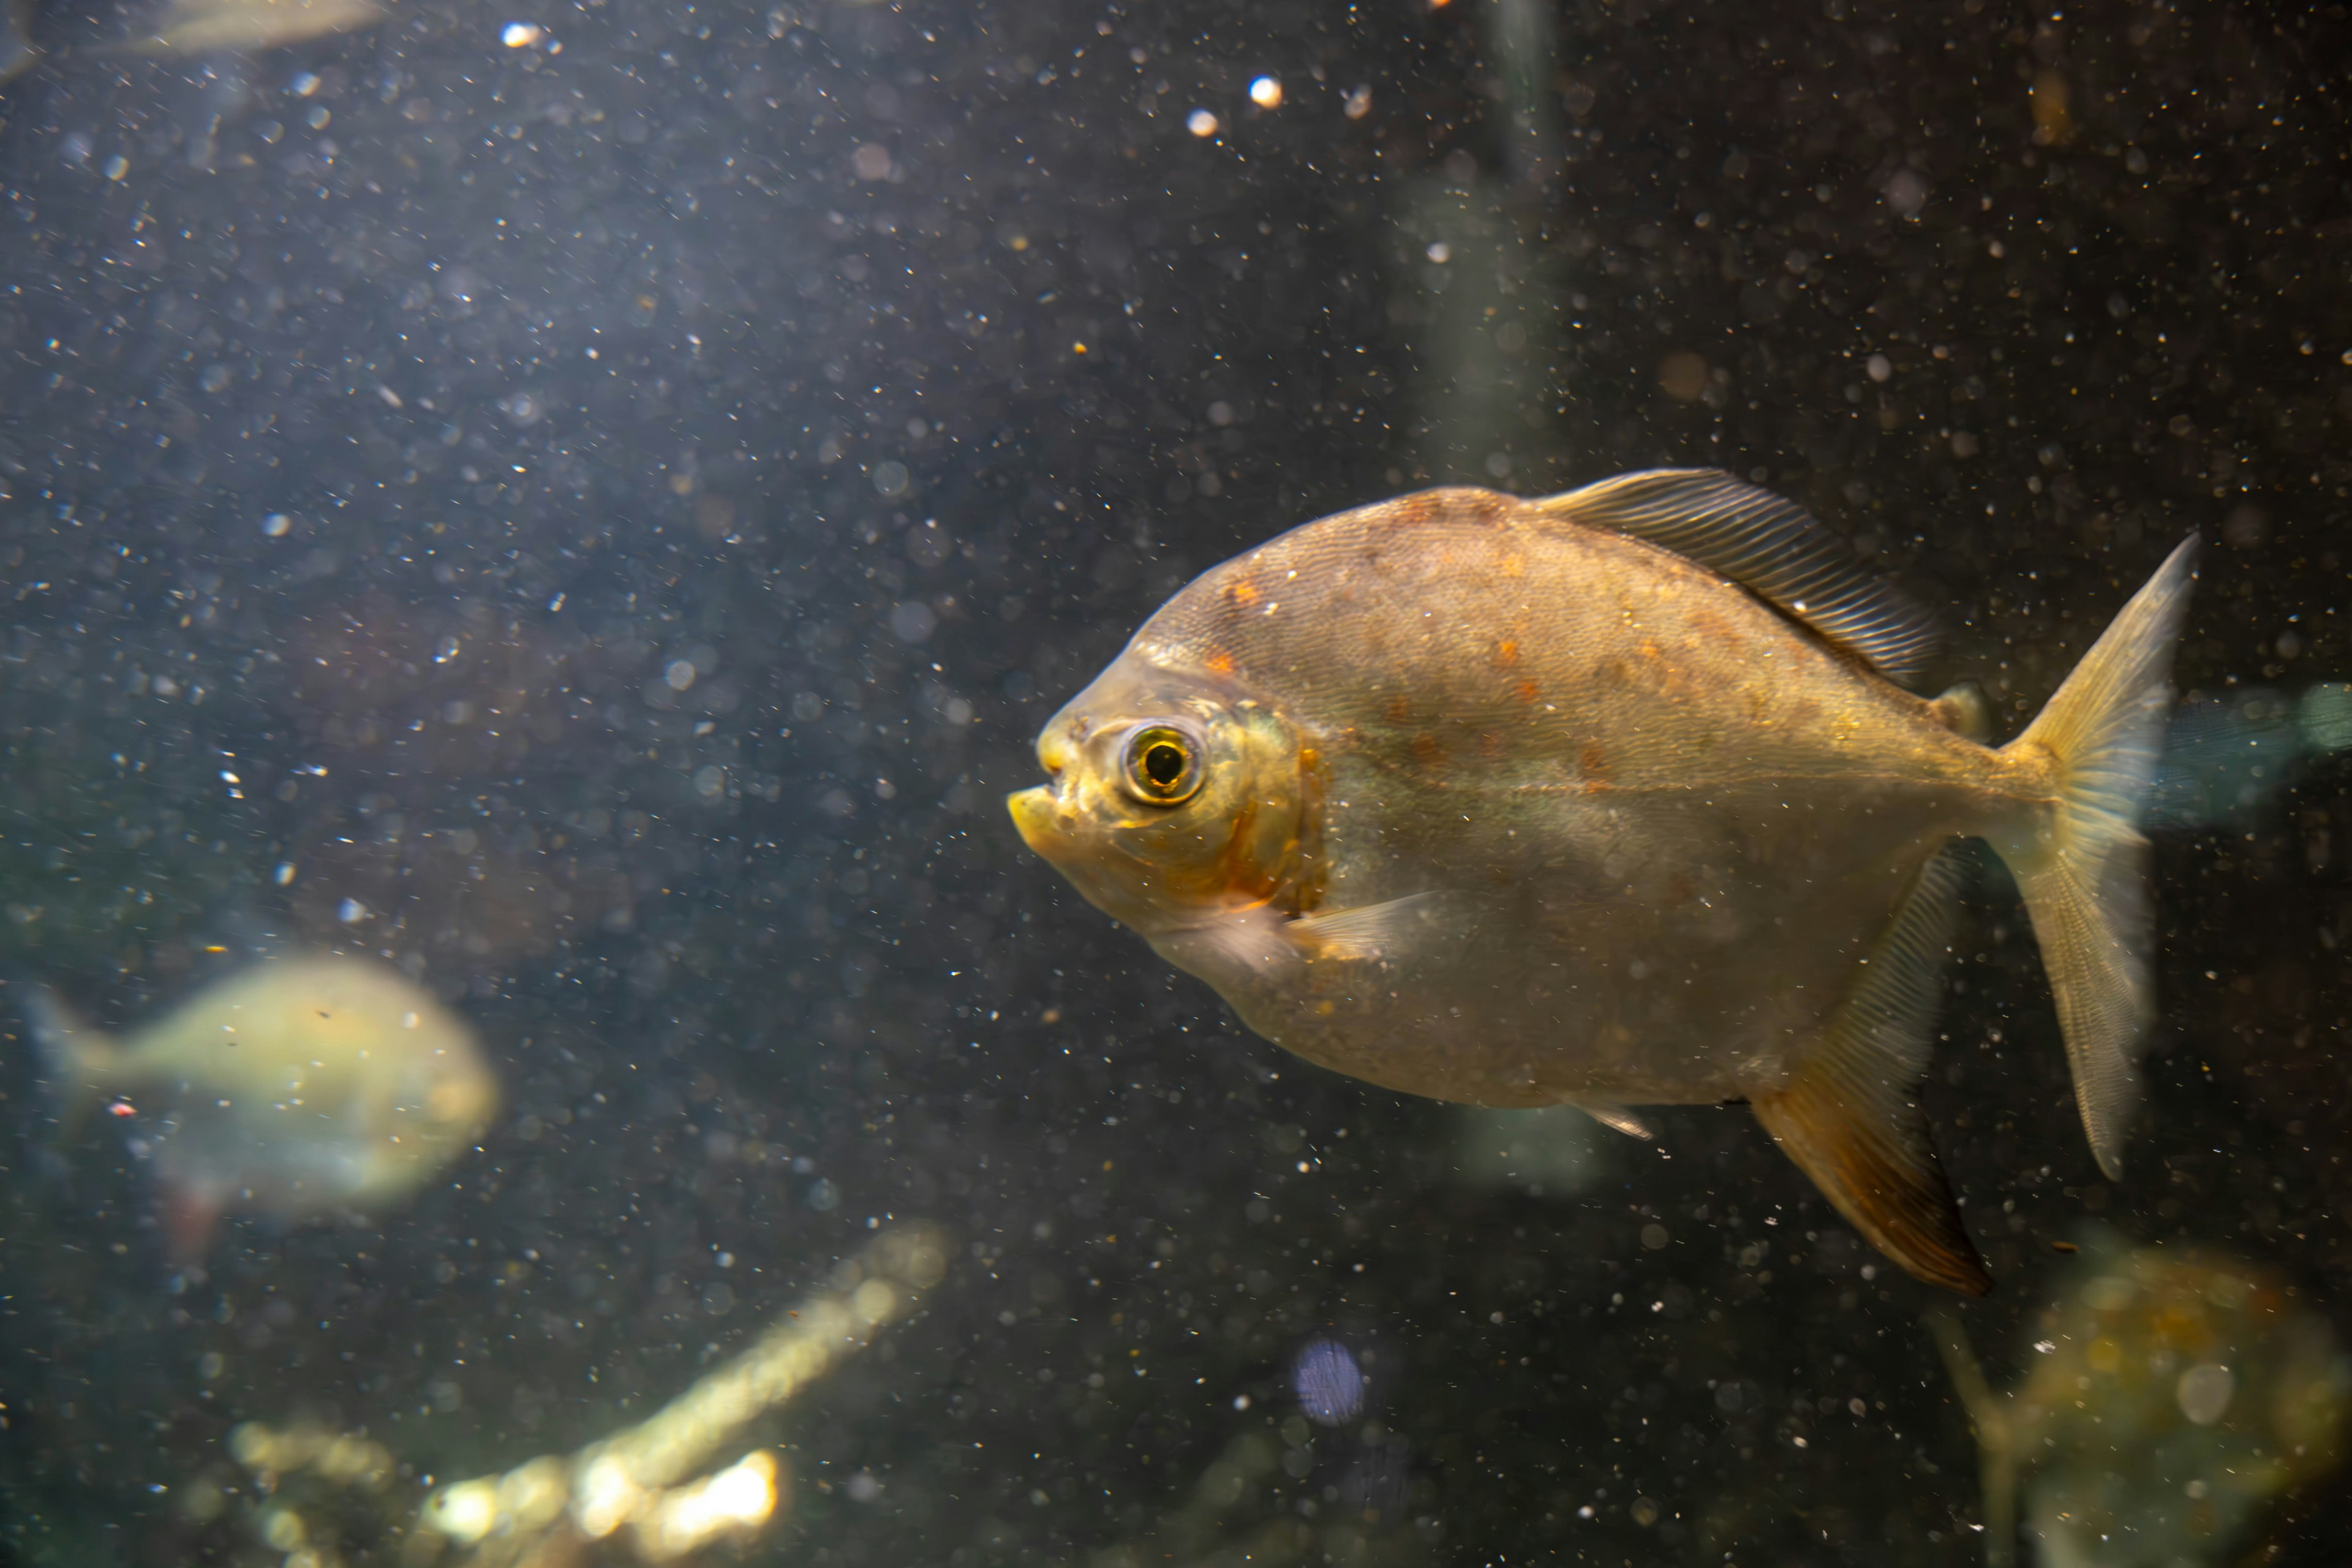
[[1011, 470, 2198, 1294], [1934, 1237, 2350, 1567], [129, 0, 383, 57], [1, 0, 38, 83], [27, 954, 499, 1256]]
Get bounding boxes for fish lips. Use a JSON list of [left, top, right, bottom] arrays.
[[1006, 783, 1069, 861]]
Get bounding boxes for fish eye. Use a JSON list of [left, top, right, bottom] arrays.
[[1119, 721, 1204, 805]]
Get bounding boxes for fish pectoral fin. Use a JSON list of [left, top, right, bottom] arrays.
[[1529, 467, 1940, 685], [1751, 847, 1991, 1295], [1286, 893, 1447, 963], [1180, 908, 1306, 976], [1572, 1101, 1656, 1140]]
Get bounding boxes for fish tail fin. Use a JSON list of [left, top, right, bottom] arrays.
[[1991, 535, 2199, 1180], [1753, 846, 1991, 1294], [19, 986, 123, 1140], [1928, 1308, 2017, 1568]]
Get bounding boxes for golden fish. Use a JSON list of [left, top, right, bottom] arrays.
[[1934, 1237, 2350, 1566], [27, 954, 499, 1257], [1009, 470, 2198, 1294]]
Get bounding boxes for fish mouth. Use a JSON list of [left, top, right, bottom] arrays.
[[1006, 784, 1072, 859]]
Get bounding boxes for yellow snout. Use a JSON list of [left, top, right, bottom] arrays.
[[1006, 785, 1068, 859]]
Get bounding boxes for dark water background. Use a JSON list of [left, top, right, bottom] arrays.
[[2, 0, 2350, 1562]]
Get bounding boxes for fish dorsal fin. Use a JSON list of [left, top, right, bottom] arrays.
[[1751, 846, 1991, 1294], [1534, 468, 1940, 686]]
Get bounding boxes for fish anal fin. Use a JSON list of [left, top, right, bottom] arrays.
[[1286, 892, 1447, 963], [1572, 1101, 1655, 1140], [1752, 848, 1991, 1295], [1531, 467, 1940, 685]]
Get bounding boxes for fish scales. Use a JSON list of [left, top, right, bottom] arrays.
[[1012, 469, 2198, 1294]]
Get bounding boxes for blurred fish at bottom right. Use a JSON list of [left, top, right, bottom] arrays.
[[1932, 1233, 2351, 1568], [2149, 682, 2352, 834]]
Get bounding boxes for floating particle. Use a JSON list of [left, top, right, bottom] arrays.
[[1186, 108, 1217, 137], [1292, 1338, 1365, 1427], [500, 21, 540, 45], [1656, 351, 1710, 402], [1343, 85, 1371, 119], [1248, 75, 1281, 108], [1425, 241, 1450, 263], [1866, 353, 1893, 383], [103, 154, 129, 180], [260, 513, 291, 537]]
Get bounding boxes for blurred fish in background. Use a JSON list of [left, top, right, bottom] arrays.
[[0, 0, 383, 86], [1933, 1233, 2351, 1568], [21, 954, 500, 1261], [2149, 683, 2352, 834], [125, 0, 385, 58], [1, 0, 37, 82]]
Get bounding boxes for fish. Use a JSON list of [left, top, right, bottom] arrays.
[[127, 0, 385, 57], [24, 953, 500, 1259], [1, 0, 38, 83], [1008, 469, 2198, 1294], [1932, 1235, 2351, 1567]]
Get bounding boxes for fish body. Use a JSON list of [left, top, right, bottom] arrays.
[[27, 954, 499, 1255], [1011, 470, 2197, 1293]]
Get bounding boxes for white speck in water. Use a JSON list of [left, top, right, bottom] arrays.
[[1344, 85, 1372, 119], [1866, 353, 1893, 382], [1249, 75, 1281, 108], [260, 513, 290, 537], [1425, 241, 1451, 263], [290, 72, 320, 96], [336, 898, 367, 923], [1186, 108, 1218, 137], [273, 862, 296, 885], [102, 156, 129, 181], [665, 659, 698, 691], [500, 21, 542, 47]]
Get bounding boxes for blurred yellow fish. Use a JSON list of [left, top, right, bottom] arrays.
[[28, 954, 499, 1257], [129, 0, 384, 56], [1011, 470, 2197, 1294], [1934, 1237, 2350, 1566]]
